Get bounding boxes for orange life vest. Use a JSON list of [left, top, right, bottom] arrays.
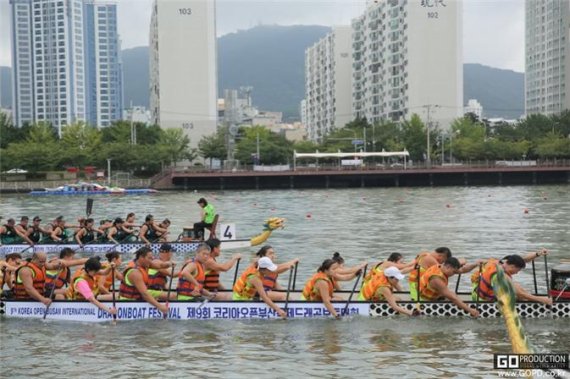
[[147, 267, 167, 290], [65, 269, 99, 300], [471, 258, 504, 301], [177, 259, 205, 297], [101, 262, 114, 291], [203, 258, 220, 291], [408, 252, 429, 286], [14, 262, 45, 299], [232, 266, 261, 299], [262, 271, 279, 291], [302, 272, 334, 301], [419, 264, 448, 301], [363, 261, 384, 285], [119, 265, 149, 300], [360, 272, 393, 301], [45, 263, 70, 291]]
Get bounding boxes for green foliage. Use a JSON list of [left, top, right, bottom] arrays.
[[234, 125, 293, 165], [199, 128, 228, 166]]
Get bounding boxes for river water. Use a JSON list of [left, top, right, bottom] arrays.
[[1, 185, 569, 378]]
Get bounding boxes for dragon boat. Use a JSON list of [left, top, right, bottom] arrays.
[[1, 293, 569, 322], [0, 217, 286, 257], [29, 182, 158, 196], [1, 262, 569, 322]]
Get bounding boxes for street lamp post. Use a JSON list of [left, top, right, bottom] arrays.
[[107, 159, 112, 186]]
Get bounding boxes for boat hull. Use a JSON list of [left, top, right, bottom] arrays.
[[0, 240, 252, 257], [29, 189, 157, 196], [1, 300, 567, 322]]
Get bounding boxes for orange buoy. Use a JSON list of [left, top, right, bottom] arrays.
[[306, 213, 312, 219], [524, 208, 529, 214], [446, 204, 452, 208]]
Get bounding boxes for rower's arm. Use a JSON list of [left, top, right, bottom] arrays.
[[381, 287, 412, 316], [152, 222, 167, 234], [44, 260, 63, 270], [522, 249, 547, 263], [51, 228, 63, 242], [513, 282, 553, 305], [458, 260, 484, 274], [276, 258, 299, 274], [251, 277, 285, 317], [15, 227, 34, 245], [139, 226, 150, 244], [181, 263, 201, 289], [316, 281, 338, 318], [206, 255, 241, 272], [61, 258, 88, 268], [433, 278, 476, 315], [130, 270, 165, 310], [74, 229, 84, 245], [107, 228, 118, 244], [20, 268, 50, 304]]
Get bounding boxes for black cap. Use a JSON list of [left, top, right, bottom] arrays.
[[114, 217, 124, 224], [21, 216, 29, 221], [160, 243, 174, 252], [33, 216, 42, 221], [56, 215, 64, 221], [197, 197, 207, 204]]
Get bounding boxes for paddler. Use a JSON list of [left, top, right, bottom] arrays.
[[364, 253, 417, 286], [48, 216, 70, 243], [65, 257, 117, 316], [471, 251, 552, 306], [119, 247, 169, 314], [253, 245, 299, 301], [202, 238, 242, 300], [232, 256, 287, 319], [13, 252, 61, 305], [177, 243, 212, 300], [15, 216, 35, 245], [27, 216, 50, 244], [419, 257, 480, 317], [0, 253, 23, 297], [139, 214, 167, 245], [45, 247, 88, 299], [358, 266, 414, 316], [74, 218, 104, 246], [98, 251, 123, 295], [106, 218, 129, 244], [147, 243, 178, 300], [1, 218, 32, 245], [409, 247, 452, 300], [330, 252, 367, 290], [301, 258, 363, 319]]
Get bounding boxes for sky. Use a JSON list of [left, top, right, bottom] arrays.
[[0, 0, 525, 72]]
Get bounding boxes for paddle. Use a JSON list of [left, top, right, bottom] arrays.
[[531, 259, 539, 295], [86, 198, 94, 217], [454, 273, 462, 293], [554, 278, 570, 302], [475, 262, 483, 313], [232, 258, 241, 287], [543, 253, 550, 295], [164, 264, 176, 319], [111, 264, 117, 323], [284, 263, 297, 317], [197, 293, 216, 310], [43, 266, 62, 320], [343, 265, 366, 317], [292, 261, 298, 291]]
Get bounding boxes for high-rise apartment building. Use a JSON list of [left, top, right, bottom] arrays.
[[9, 0, 122, 133], [149, 0, 218, 148], [305, 26, 353, 142], [525, 0, 570, 115], [84, 0, 123, 127], [352, 0, 463, 129]]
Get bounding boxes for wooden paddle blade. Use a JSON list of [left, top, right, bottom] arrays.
[[86, 198, 94, 217]]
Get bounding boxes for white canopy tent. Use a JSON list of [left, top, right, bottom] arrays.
[[293, 149, 410, 170]]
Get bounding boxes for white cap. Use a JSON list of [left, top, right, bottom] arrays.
[[384, 266, 405, 281], [258, 257, 278, 272]]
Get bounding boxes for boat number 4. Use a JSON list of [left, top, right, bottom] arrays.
[[220, 224, 236, 240]]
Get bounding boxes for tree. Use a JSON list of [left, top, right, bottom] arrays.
[[3, 123, 61, 172], [534, 132, 570, 158], [156, 128, 196, 165], [234, 126, 293, 165], [198, 129, 228, 167], [59, 122, 102, 168], [401, 114, 427, 161]]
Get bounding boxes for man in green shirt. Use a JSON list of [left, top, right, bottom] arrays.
[[194, 198, 216, 240]]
